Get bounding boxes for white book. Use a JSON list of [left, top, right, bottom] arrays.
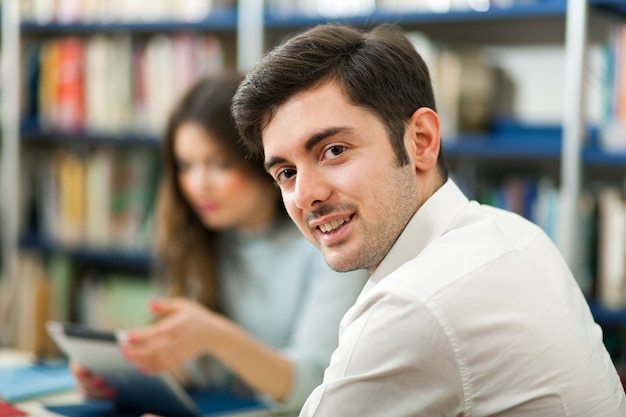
[[108, 35, 134, 133], [56, 0, 83, 23], [174, 0, 211, 22], [85, 35, 110, 132], [434, 49, 462, 141], [172, 34, 198, 101], [33, 0, 56, 23], [144, 35, 175, 134], [597, 187, 626, 309]]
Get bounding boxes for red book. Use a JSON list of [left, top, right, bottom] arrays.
[[0, 401, 27, 417], [56, 37, 85, 131]]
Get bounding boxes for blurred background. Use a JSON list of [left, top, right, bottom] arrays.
[[0, 0, 625, 381]]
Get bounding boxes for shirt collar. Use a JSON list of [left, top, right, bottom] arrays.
[[367, 178, 469, 287]]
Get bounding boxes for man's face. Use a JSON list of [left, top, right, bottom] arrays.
[[262, 82, 420, 273]]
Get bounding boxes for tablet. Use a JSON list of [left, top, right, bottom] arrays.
[[46, 321, 201, 417]]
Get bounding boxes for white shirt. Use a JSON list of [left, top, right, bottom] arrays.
[[300, 179, 626, 416]]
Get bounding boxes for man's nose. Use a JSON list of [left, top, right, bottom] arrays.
[[293, 167, 331, 210]]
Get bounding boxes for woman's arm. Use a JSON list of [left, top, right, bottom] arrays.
[[121, 298, 294, 401], [122, 240, 368, 408]]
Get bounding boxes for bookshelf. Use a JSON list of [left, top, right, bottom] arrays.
[[20, 122, 161, 146], [18, 233, 154, 274], [0, 3, 245, 341], [3, 0, 626, 346], [18, 7, 245, 273]]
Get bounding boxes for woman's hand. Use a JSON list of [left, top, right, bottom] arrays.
[[120, 298, 224, 375], [70, 361, 116, 400]]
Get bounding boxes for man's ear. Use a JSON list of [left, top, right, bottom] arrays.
[[405, 107, 441, 172]]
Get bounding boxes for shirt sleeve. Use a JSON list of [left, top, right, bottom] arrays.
[[298, 286, 466, 417], [266, 249, 369, 412]]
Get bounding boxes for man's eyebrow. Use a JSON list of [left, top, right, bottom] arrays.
[[264, 126, 350, 172], [304, 126, 346, 152], [264, 156, 288, 172]]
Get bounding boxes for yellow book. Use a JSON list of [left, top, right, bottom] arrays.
[[58, 152, 86, 245], [38, 39, 60, 129]]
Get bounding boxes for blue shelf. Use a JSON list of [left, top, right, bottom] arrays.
[[19, 234, 155, 273], [22, 121, 626, 165], [20, 7, 237, 34], [265, 0, 568, 29], [19, 1, 625, 35], [443, 123, 626, 166], [445, 125, 563, 159], [591, 0, 626, 16], [20, 122, 161, 147], [445, 137, 561, 159], [588, 300, 626, 327], [583, 147, 626, 166]]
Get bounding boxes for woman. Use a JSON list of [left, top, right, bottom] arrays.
[[72, 72, 367, 412]]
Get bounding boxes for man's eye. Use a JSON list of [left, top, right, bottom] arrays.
[[276, 168, 296, 182], [324, 145, 346, 159]]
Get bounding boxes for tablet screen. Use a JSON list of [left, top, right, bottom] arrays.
[[47, 321, 201, 417]]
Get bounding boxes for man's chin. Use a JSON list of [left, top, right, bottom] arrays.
[[322, 251, 358, 273]]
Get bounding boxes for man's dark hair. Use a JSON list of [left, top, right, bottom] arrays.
[[232, 23, 448, 179]]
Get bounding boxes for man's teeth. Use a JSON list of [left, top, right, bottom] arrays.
[[319, 218, 348, 233]]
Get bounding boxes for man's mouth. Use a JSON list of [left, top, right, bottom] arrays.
[[317, 216, 351, 233]]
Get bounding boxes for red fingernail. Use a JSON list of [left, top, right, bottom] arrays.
[[94, 378, 107, 387]]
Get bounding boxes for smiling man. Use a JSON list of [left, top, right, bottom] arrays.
[[232, 23, 625, 416], [261, 80, 426, 274]]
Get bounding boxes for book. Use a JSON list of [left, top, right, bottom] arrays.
[[84, 35, 110, 133], [12, 254, 52, 354], [25, 33, 226, 134], [85, 149, 113, 247], [0, 362, 75, 403], [56, 37, 85, 131], [597, 187, 626, 309], [109, 150, 158, 249], [0, 400, 27, 417], [38, 39, 61, 130], [58, 152, 87, 246]]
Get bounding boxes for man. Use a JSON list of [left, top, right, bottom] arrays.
[[232, 23, 625, 416]]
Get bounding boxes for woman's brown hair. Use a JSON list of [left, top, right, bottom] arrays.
[[154, 71, 285, 310]]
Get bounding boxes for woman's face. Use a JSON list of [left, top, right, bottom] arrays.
[[174, 121, 277, 232]]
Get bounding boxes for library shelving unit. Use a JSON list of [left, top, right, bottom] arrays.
[[14, 6, 245, 277], [0, 3, 252, 332], [2, 0, 626, 338]]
